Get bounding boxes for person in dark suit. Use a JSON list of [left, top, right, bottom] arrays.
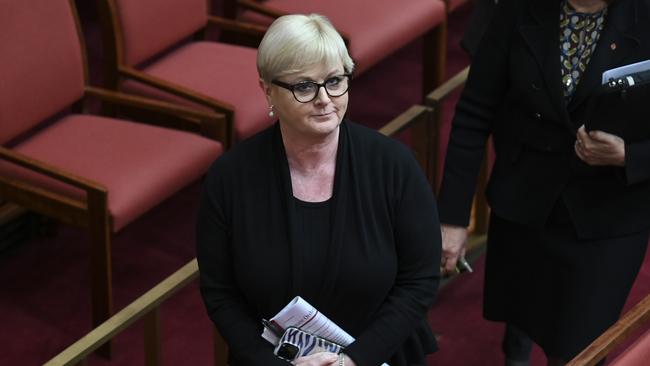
[[196, 13, 442, 366], [437, 0, 650, 365], [461, 0, 499, 58]]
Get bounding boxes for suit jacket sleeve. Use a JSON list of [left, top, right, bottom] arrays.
[[344, 148, 441, 366], [196, 163, 288, 366], [437, 0, 517, 226], [625, 140, 650, 184]]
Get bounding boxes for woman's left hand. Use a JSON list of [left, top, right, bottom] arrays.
[[575, 125, 626, 166]]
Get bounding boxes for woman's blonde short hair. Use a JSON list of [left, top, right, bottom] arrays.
[[257, 14, 355, 83]]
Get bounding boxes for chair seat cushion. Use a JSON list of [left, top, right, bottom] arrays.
[[122, 41, 272, 140], [0, 115, 222, 231], [240, 0, 446, 74]]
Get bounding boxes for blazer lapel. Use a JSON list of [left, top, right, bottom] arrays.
[[569, 0, 642, 110], [519, 0, 572, 128]]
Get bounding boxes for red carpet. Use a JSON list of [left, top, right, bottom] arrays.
[[1, 2, 648, 365]]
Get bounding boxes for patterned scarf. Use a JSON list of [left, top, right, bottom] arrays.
[[559, 0, 608, 100]]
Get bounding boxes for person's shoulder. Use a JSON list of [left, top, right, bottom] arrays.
[[206, 124, 276, 178], [344, 120, 418, 165]]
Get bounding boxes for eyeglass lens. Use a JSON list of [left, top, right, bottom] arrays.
[[293, 76, 349, 102]]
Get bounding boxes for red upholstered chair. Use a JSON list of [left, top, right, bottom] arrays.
[[225, 0, 448, 96], [0, 0, 223, 356], [98, 0, 272, 147], [567, 293, 650, 366]]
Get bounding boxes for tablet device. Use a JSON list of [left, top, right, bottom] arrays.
[[585, 69, 650, 142]]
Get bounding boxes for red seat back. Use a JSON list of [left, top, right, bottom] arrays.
[[0, 0, 85, 144], [111, 0, 208, 66]]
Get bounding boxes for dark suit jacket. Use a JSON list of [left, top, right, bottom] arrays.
[[438, 0, 650, 239], [197, 121, 441, 366], [461, 0, 499, 58]]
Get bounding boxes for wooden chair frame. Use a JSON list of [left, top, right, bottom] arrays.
[[98, 0, 270, 149], [44, 259, 229, 366], [0, 0, 226, 357]]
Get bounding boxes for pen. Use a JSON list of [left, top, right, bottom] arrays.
[[457, 256, 474, 273], [262, 318, 284, 338]]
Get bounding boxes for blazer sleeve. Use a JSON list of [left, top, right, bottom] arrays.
[[196, 164, 288, 366], [436, 0, 517, 226], [344, 152, 441, 366], [625, 140, 650, 185]]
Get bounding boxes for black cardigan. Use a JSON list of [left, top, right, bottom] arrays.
[[197, 121, 441, 366], [438, 0, 650, 238]]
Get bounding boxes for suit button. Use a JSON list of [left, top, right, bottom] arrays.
[[532, 82, 541, 90], [534, 112, 542, 120]]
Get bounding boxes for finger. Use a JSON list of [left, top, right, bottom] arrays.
[[293, 352, 338, 365], [444, 254, 460, 273], [575, 142, 589, 163], [588, 130, 615, 144]]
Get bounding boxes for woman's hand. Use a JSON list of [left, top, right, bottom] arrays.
[[292, 352, 357, 366], [575, 125, 625, 166], [440, 224, 469, 276], [292, 352, 338, 366]]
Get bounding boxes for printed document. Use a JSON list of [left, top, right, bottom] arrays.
[[262, 296, 389, 366]]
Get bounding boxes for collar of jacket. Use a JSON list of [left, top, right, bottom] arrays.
[[518, 0, 643, 131]]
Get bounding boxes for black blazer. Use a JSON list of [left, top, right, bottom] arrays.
[[438, 0, 650, 238]]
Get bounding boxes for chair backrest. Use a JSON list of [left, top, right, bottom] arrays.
[[0, 0, 86, 145], [110, 0, 208, 66]]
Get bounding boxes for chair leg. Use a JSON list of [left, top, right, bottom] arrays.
[[422, 20, 448, 97], [417, 22, 448, 186], [87, 190, 113, 358]]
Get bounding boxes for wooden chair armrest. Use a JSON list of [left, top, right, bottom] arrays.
[[425, 66, 470, 107], [567, 293, 650, 366], [43, 259, 199, 366], [118, 67, 235, 115], [378, 105, 433, 137], [207, 15, 268, 38], [0, 146, 106, 194], [86, 86, 225, 122]]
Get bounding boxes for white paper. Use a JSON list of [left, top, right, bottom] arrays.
[[602, 59, 650, 84], [262, 296, 389, 366], [262, 296, 355, 346]]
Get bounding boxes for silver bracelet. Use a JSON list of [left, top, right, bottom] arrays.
[[338, 353, 345, 366]]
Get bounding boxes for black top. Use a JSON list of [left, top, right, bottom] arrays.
[[293, 197, 331, 294], [197, 120, 441, 366]]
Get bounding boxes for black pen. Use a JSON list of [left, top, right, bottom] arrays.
[[262, 318, 284, 338]]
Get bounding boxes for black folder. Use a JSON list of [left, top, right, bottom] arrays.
[[585, 69, 650, 142]]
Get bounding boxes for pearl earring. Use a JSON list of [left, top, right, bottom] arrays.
[[268, 105, 275, 118]]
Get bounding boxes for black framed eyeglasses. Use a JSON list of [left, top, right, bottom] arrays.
[[272, 74, 352, 103]]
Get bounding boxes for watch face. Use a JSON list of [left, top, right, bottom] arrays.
[[276, 342, 300, 361]]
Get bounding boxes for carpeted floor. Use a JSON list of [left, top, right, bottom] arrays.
[[1, 2, 648, 365]]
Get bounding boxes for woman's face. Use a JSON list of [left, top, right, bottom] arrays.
[[261, 62, 349, 139]]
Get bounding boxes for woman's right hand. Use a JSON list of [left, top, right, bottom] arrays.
[[292, 352, 339, 366], [440, 224, 469, 276]]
